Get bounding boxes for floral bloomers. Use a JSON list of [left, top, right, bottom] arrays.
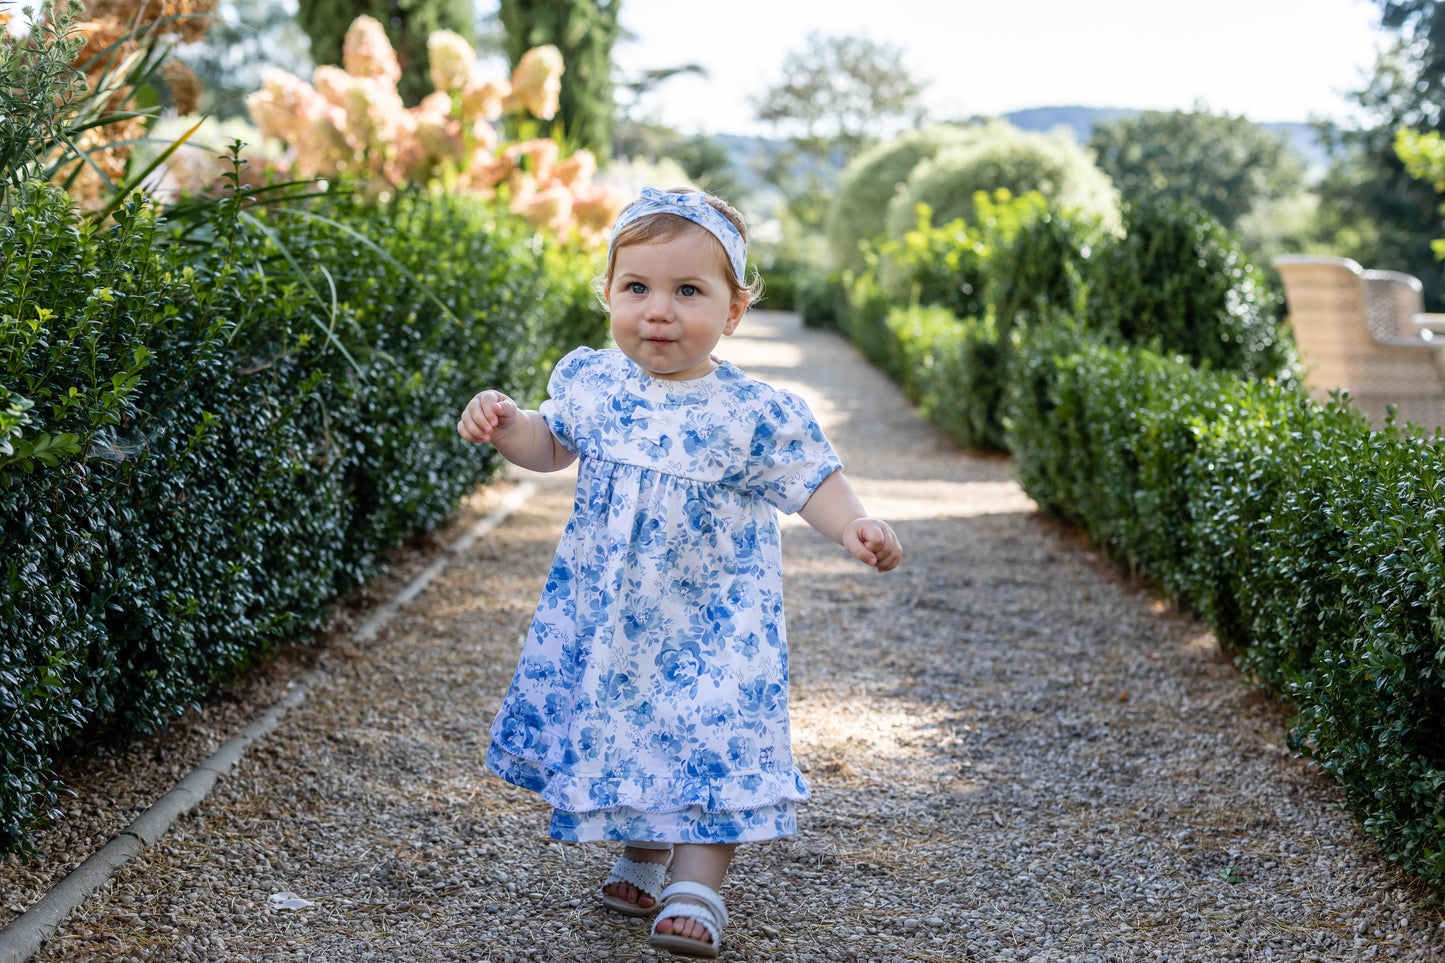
[[485, 347, 842, 844]]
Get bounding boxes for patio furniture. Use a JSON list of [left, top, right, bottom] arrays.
[[1363, 268, 1426, 338], [1272, 254, 1445, 430]]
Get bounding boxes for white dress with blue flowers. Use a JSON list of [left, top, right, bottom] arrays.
[[485, 346, 842, 844]]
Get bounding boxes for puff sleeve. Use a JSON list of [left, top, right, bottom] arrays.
[[538, 346, 595, 454], [738, 389, 843, 514]]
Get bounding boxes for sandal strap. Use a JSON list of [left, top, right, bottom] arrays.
[[657, 880, 728, 927], [603, 856, 669, 902], [653, 901, 721, 946]]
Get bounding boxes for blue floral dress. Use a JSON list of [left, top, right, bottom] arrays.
[[486, 346, 842, 844]]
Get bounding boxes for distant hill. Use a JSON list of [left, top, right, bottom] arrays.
[[1000, 106, 1329, 173], [713, 107, 1330, 200]]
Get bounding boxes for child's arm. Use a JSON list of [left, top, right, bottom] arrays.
[[798, 470, 902, 572], [458, 390, 576, 473]]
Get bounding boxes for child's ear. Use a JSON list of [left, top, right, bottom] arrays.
[[723, 294, 747, 335]]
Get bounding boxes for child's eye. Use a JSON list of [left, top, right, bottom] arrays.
[[628, 281, 647, 295], [679, 284, 698, 297]]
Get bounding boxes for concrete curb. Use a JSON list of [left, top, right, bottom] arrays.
[[0, 480, 537, 963]]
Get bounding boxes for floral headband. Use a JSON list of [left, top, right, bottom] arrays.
[[609, 186, 747, 283]]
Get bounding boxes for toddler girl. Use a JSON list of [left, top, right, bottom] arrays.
[[457, 187, 901, 958]]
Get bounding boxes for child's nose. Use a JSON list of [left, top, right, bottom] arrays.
[[644, 293, 675, 322]]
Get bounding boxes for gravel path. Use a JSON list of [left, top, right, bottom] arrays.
[[7, 310, 1444, 962]]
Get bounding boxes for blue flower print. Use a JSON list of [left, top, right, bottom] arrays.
[[699, 700, 738, 728], [487, 347, 841, 844], [497, 699, 544, 751], [647, 727, 685, 757], [575, 726, 604, 759], [726, 735, 757, 768], [639, 433, 672, 459], [543, 693, 570, 724], [543, 558, 573, 596], [682, 421, 731, 472], [522, 657, 560, 684], [657, 639, 704, 694], [630, 511, 666, 554], [602, 670, 640, 705], [622, 601, 666, 642], [732, 632, 761, 658], [685, 747, 730, 779], [737, 677, 785, 722], [623, 699, 656, 728]]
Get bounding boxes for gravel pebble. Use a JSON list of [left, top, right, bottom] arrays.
[[6, 310, 1444, 962]]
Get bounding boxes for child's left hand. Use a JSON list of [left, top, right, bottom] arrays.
[[842, 517, 902, 573]]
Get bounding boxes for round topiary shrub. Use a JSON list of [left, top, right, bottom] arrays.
[[824, 124, 980, 274], [885, 120, 1119, 242]]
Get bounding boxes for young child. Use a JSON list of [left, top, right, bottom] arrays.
[[457, 186, 901, 958]]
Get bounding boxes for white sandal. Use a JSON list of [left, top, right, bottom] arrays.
[[648, 881, 728, 959], [600, 849, 672, 916]]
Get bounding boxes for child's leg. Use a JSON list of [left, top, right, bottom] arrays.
[[653, 843, 736, 944], [603, 841, 671, 909]]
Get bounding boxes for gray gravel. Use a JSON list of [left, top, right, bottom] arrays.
[[6, 310, 1444, 962]]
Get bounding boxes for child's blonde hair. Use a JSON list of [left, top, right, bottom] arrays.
[[596, 188, 764, 308]]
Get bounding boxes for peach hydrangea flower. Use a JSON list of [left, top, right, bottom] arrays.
[[505, 137, 559, 182], [573, 184, 631, 236], [296, 114, 355, 177], [312, 65, 357, 110], [341, 77, 407, 151], [468, 119, 499, 155], [466, 153, 514, 195], [412, 92, 462, 164], [551, 149, 596, 190], [248, 67, 330, 144], [462, 74, 509, 123], [343, 15, 401, 86], [504, 45, 563, 120], [428, 29, 475, 94], [511, 183, 574, 234], [241, 17, 614, 251]]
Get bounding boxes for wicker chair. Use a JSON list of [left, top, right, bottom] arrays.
[[1363, 268, 1426, 339], [1272, 254, 1445, 430]]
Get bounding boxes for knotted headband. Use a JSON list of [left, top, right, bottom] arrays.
[[609, 186, 748, 283]]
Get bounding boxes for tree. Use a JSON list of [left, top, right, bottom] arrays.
[[752, 32, 927, 166], [1313, 1, 1445, 306], [295, 0, 474, 105], [1087, 108, 1305, 230], [498, 0, 620, 157]]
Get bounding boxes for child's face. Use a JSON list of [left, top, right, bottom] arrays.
[[606, 227, 746, 381]]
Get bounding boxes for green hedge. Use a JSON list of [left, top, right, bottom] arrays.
[[817, 197, 1296, 456], [1006, 326, 1445, 892], [0, 182, 602, 850], [1088, 198, 1297, 383], [810, 179, 1443, 893]]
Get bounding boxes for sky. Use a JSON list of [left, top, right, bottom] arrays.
[[609, 0, 1394, 137]]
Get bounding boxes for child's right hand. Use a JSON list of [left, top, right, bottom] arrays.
[[458, 389, 518, 444]]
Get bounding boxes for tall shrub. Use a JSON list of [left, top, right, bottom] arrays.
[[1086, 198, 1299, 382]]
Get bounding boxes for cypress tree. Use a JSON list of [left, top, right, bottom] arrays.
[[497, 0, 620, 157], [296, 0, 475, 105]]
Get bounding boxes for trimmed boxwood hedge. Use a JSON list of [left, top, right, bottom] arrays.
[[811, 186, 1443, 894], [1006, 325, 1445, 893], [0, 181, 604, 851]]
